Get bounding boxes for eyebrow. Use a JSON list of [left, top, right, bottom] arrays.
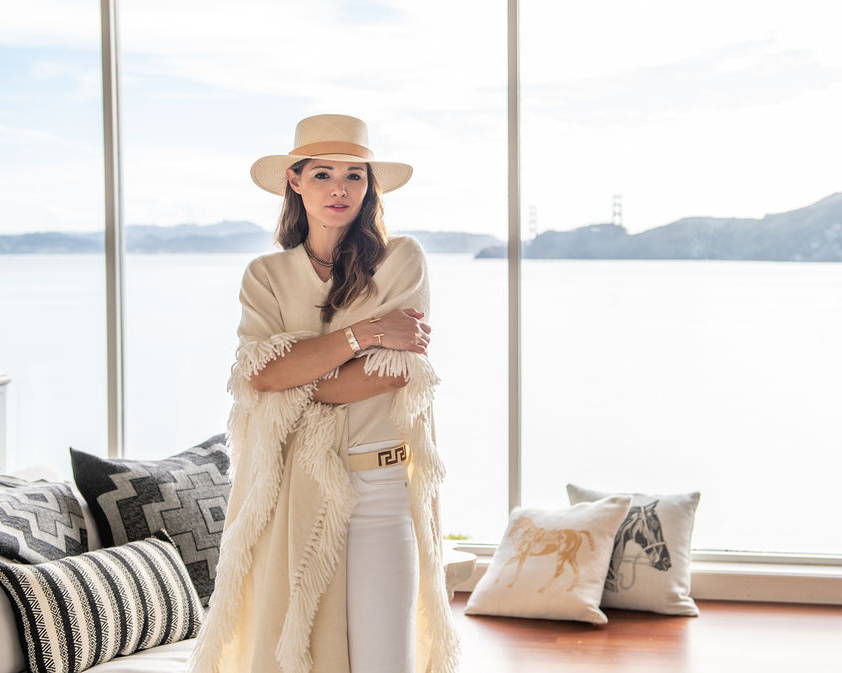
[[309, 165, 365, 171]]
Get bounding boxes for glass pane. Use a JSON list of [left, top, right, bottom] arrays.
[[117, 0, 509, 546], [522, 1, 842, 555], [0, 5, 107, 477]]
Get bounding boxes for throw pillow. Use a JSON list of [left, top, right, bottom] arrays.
[[0, 475, 89, 563], [5, 464, 102, 552], [464, 495, 633, 624], [567, 483, 701, 616], [69, 433, 230, 607], [0, 528, 203, 673]]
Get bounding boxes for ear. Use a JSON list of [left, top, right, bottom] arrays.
[[286, 167, 302, 194]]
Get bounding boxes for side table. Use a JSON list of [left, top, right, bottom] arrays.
[[443, 542, 477, 602]]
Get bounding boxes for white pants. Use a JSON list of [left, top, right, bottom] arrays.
[[346, 439, 418, 673]]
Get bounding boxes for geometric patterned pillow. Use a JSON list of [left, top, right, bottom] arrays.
[[68, 433, 230, 607], [0, 475, 89, 563], [566, 483, 701, 616], [0, 528, 204, 673]]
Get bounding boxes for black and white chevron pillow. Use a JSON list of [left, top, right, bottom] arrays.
[[0, 475, 89, 563], [0, 528, 204, 673], [69, 434, 230, 607]]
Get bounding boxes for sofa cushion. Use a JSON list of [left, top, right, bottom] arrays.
[[0, 555, 25, 673], [0, 474, 90, 563], [0, 528, 203, 673], [84, 637, 196, 672], [69, 434, 230, 607], [464, 495, 633, 624], [567, 483, 701, 616]]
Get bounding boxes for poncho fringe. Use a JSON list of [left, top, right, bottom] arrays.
[[187, 328, 461, 673]]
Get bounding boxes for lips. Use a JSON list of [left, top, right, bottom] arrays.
[[327, 205, 348, 210]]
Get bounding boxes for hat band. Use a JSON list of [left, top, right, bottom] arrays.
[[290, 140, 373, 160]]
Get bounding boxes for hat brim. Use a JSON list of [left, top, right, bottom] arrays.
[[250, 154, 413, 196]]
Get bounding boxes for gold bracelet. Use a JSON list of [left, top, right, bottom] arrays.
[[344, 326, 361, 353]]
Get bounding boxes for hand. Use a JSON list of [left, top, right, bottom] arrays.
[[367, 308, 431, 354]]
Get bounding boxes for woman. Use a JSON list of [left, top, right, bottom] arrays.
[[187, 114, 461, 673]]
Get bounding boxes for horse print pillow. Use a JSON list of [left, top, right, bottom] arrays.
[[464, 495, 632, 624], [567, 483, 701, 616]]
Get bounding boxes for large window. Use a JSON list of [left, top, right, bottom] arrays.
[[0, 4, 107, 478], [521, 0, 842, 555], [3, 1, 840, 560], [115, 1, 509, 542]]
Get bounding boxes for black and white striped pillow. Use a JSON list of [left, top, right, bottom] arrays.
[[0, 528, 203, 673]]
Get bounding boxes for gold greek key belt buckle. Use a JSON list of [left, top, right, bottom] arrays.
[[347, 442, 411, 473]]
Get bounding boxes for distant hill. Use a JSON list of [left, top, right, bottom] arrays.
[[0, 221, 504, 255], [477, 192, 842, 262], [0, 220, 274, 254], [392, 230, 502, 254], [2, 192, 841, 260]]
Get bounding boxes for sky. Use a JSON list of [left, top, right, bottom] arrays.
[[1, 0, 841, 238]]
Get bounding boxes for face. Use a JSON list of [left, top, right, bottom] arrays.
[[286, 159, 368, 231]]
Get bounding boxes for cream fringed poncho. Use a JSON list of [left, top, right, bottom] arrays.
[[186, 235, 461, 673]]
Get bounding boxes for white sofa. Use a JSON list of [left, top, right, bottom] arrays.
[[0, 463, 207, 673], [1, 462, 474, 673]]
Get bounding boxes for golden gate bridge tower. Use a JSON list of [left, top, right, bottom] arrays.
[[528, 203, 538, 240]]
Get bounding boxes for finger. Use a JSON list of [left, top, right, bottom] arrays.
[[419, 322, 431, 333]]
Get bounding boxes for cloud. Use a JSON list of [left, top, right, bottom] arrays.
[[2, 0, 841, 236], [30, 59, 101, 101], [0, 0, 100, 50], [524, 39, 842, 127], [0, 124, 74, 147]]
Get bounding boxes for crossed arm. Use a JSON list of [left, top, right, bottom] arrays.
[[249, 323, 406, 404], [311, 355, 407, 405]]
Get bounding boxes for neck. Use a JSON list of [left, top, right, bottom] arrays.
[[305, 223, 348, 261]]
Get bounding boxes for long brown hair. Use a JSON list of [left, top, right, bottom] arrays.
[[274, 158, 389, 324]]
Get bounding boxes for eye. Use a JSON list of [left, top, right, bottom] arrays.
[[314, 172, 362, 180]]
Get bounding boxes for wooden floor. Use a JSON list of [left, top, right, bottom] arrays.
[[450, 591, 842, 672]]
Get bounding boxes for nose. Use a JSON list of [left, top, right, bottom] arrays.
[[331, 181, 347, 197]]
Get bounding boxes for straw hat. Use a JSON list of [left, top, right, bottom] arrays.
[[249, 113, 413, 196]]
